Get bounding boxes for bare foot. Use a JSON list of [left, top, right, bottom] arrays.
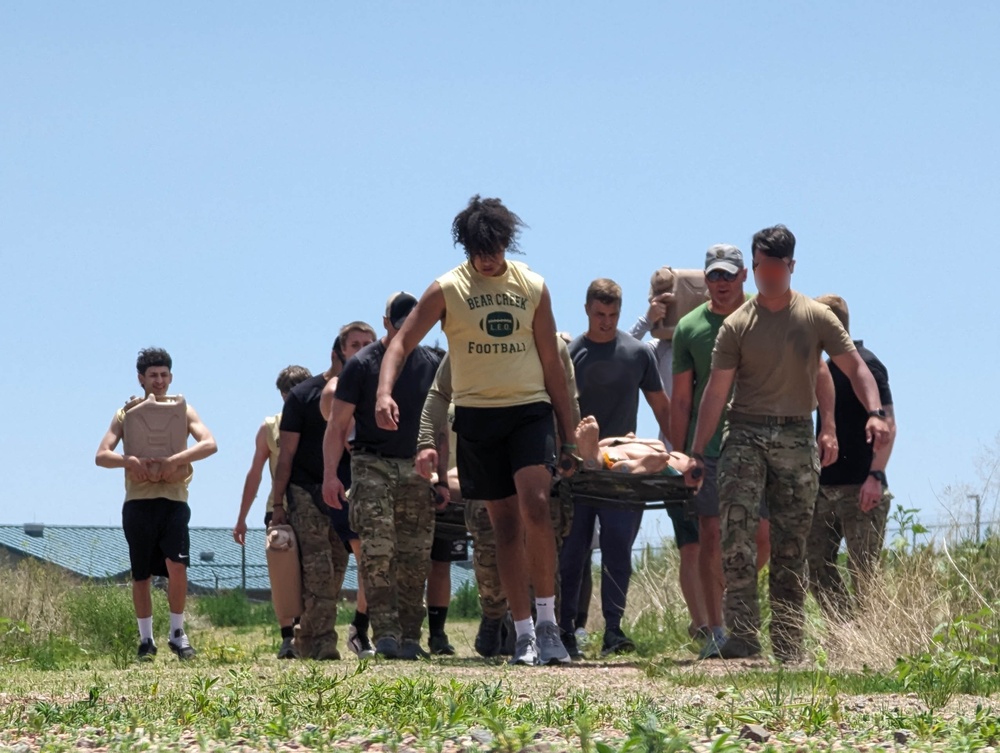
[[576, 416, 602, 469]]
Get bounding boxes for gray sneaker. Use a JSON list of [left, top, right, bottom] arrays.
[[536, 621, 571, 665], [508, 633, 539, 666]]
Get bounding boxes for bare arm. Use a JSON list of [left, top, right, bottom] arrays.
[[322, 398, 356, 509], [376, 282, 447, 430], [643, 388, 672, 446], [670, 370, 694, 453], [320, 377, 338, 422], [534, 285, 575, 459], [829, 350, 890, 450], [691, 367, 736, 458], [234, 423, 271, 544], [270, 430, 300, 525], [815, 358, 839, 467]]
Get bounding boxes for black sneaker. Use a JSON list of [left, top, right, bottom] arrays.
[[474, 616, 503, 658], [277, 636, 296, 659], [561, 630, 583, 660], [400, 639, 431, 661], [137, 638, 157, 662], [375, 636, 401, 659], [601, 627, 636, 656], [428, 632, 455, 656], [717, 635, 762, 659], [499, 612, 516, 656], [168, 629, 196, 660]]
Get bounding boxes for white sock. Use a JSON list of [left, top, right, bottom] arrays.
[[170, 612, 185, 636], [514, 617, 535, 640], [137, 616, 153, 642], [534, 596, 556, 626]]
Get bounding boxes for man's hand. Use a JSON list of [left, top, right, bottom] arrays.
[[683, 455, 705, 490], [415, 448, 438, 480], [859, 476, 884, 513], [323, 477, 347, 510], [375, 393, 400, 431], [646, 292, 675, 325], [433, 483, 451, 510], [124, 455, 149, 482], [865, 417, 891, 450], [817, 428, 839, 467], [271, 506, 287, 525], [233, 519, 248, 545]]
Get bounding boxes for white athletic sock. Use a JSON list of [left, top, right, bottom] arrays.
[[514, 617, 535, 640], [169, 612, 185, 636], [137, 616, 153, 642], [534, 596, 556, 626]]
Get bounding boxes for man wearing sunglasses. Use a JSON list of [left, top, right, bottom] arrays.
[[685, 225, 890, 662]]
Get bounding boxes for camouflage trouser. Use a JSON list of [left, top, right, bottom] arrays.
[[807, 483, 893, 617], [718, 420, 819, 659], [465, 492, 572, 620], [286, 483, 349, 659], [349, 453, 435, 643]]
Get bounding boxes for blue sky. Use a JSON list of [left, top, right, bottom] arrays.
[[2, 3, 998, 544]]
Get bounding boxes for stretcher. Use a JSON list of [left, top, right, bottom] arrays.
[[554, 468, 693, 510]]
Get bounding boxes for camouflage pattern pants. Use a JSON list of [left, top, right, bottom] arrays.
[[286, 483, 349, 659], [349, 453, 435, 643], [465, 493, 573, 620], [718, 420, 819, 659], [807, 483, 892, 617]]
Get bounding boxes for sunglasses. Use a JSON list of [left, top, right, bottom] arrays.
[[706, 269, 739, 283]]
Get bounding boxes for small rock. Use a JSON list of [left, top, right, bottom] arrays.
[[76, 739, 96, 749], [739, 724, 770, 743], [470, 728, 494, 745], [893, 730, 908, 745], [11, 744, 32, 753]]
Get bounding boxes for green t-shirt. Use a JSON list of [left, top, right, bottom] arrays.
[[672, 295, 752, 457]]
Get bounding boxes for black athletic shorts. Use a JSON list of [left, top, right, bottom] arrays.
[[431, 504, 469, 563], [667, 505, 699, 550], [122, 498, 191, 580], [453, 401, 556, 501]]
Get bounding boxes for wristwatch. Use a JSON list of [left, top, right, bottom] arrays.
[[867, 409, 887, 418], [868, 470, 887, 484]]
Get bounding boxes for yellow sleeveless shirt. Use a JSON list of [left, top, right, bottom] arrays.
[[437, 259, 549, 408], [264, 413, 281, 512]]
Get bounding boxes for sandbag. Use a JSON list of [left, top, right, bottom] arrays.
[[266, 524, 303, 623], [648, 267, 709, 340]]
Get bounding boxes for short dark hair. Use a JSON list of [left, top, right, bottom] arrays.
[[338, 321, 377, 352], [136, 347, 172, 374], [452, 195, 526, 258], [752, 224, 796, 260], [815, 294, 850, 333], [276, 365, 312, 394], [585, 278, 623, 307]]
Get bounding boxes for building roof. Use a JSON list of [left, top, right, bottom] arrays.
[[0, 524, 475, 595]]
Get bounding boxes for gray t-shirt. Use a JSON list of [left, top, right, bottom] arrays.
[[570, 330, 663, 438]]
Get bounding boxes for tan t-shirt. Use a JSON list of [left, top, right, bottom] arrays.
[[712, 291, 855, 416], [437, 259, 549, 408]]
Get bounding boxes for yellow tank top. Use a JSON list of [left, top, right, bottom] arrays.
[[264, 413, 281, 512], [437, 259, 549, 408], [117, 407, 192, 503]]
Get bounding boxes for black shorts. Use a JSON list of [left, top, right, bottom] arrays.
[[453, 401, 556, 501], [667, 505, 699, 549], [431, 504, 469, 562], [122, 498, 191, 581]]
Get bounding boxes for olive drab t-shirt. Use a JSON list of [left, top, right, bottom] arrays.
[[712, 291, 855, 417], [437, 259, 549, 408]]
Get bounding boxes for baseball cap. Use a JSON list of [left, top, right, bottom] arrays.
[[385, 292, 418, 330], [704, 244, 744, 274]]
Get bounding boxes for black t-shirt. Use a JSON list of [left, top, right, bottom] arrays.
[[279, 374, 329, 486], [570, 330, 663, 438], [335, 340, 441, 459], [818, 342, 893, 486]]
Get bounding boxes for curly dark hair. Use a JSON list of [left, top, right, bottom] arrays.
[[752, 224, 796, 260], [451, 195, 526, 258], [136, 347, 172, 374]]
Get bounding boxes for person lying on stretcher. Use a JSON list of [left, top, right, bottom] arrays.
[[574, 416, 690, 477]]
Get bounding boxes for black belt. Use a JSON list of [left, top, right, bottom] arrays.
[[727, 412, 812, 426], [353, 446, 410, 460]]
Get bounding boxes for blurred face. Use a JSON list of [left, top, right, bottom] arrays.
[[470, 249, 507, 277], [138, 366, 172, 397], [705, 267, 747, 310], [342, 328, 375, 360], [585, 299, 621, 343], [752, 252, 795, 298]]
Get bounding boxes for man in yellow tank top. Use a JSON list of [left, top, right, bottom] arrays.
[[95, 347, 217, 662], [375, 195, 576, 666], [232, 364, 312, 659]]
